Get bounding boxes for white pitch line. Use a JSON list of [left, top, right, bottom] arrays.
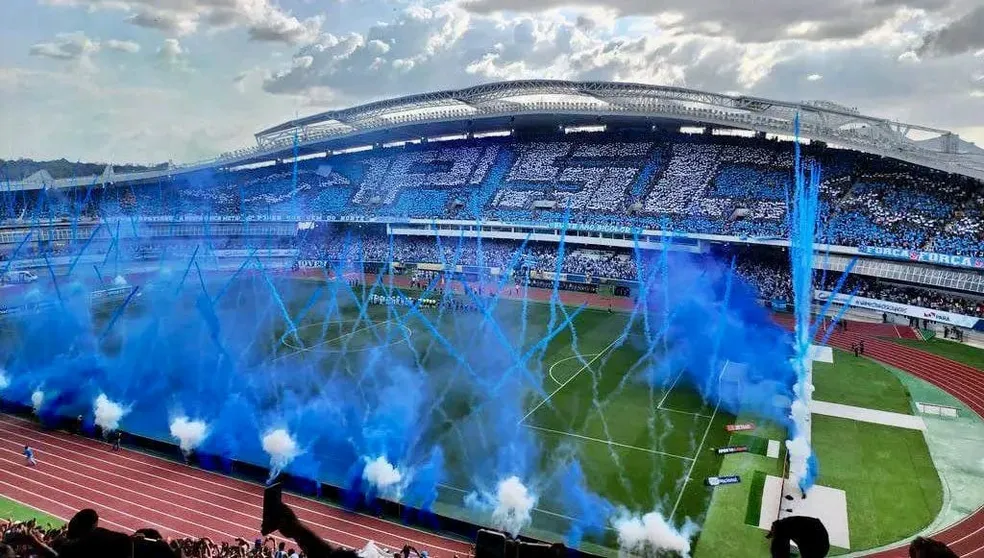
[[658, 407, 714, 419], [547, 354, 600, 387], [520, 336, 622, 424], [656, 370, 686, 410], [525, 424, 695, 461], [668, 360, 730, 522], [273, 319, 410, 361], [656, 369, 713, 418]]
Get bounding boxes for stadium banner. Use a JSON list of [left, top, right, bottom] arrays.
[[815, 290, 981, 329], [715, 446, 749, 455], [527, 278, 599, 294], [0, 286, 128, 317], [296, 260, 330, 269], [705, 475, 741, 487], [725, 423, 755, 432], [213, 249, 298, 258], [6, 254, 102, 270], [90, 287, 131, 301], [858, 246, 984, 270]]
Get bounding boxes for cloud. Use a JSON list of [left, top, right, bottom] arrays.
[[43, 0, 324, 44], [248, 11, 323, 44], [10, 0, 984, 165], [459, 0, 963, 43], [918, 6, 984, 57], [261, 4, 802, 104], [105, 39, 140, 53], [258, 1, 984, 144], [29, 32, 100, 65], [127, 8, 199, 36], [157, 38, 189, 71]]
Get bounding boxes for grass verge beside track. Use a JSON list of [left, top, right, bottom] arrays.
[[0, 496, 64, 526], [812, 416, 942, 553], [888, 338, 984, 371], [812, 349, 914, 414]]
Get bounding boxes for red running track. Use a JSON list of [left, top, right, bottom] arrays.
[[0, 414, 473, 557], [774, 315, 984, 557]]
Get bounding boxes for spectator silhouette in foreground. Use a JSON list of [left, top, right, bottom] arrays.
[[767, 516, 830, 558], [909, 537, 958, 558], [52, 509, 177, 558], [267, 501, 359, 558]]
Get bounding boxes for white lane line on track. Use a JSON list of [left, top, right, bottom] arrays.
[[0, 438, 436, 554], [0, 472, 313, 551], [0, 479, 129, 532], [960, 542, 984, 558], [0, 451, 348, 549], [0, 417, 471, 555], [0, 428, 435, 552], [0, 466, 203, 539], [0, 444, 258, 528], [525, 424, 695, 461], [520, 336, 623, 424]]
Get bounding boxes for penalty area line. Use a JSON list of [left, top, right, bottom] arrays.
[[525, 424, 695, 461], [520, 336, 622, 424], [668, 360, 730, 522], [547, 354, 600, 387]]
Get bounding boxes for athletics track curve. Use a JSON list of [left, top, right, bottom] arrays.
[[0, 414, 473, 557], [770, 315, 984, 558]]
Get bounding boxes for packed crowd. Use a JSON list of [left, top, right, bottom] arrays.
[[734, 252, 984, 318], [298, 228, 638, 281], [0, 505, 369, 558], [3, 133, 982, 255], [296, 227, 984, 319]]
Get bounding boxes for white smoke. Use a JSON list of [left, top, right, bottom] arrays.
[[0, 368, 9, 390], [786, 435, 812, 480], [362, 456, 405, 498], [612, 509, 694, 557], [113, 275, 128, 287], [31, 390, 44, 412], [169, 417, 209, 452], [786, 377, 815, 491], [93, 393, 129, 431], [465, 476, 537, 537], [261, 428, 301, 481]]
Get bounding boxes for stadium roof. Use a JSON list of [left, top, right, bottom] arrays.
[[253, 80, 984, 178], [5, 80, 984, 190]]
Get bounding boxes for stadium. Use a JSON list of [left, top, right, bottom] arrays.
[[1, 79, 984, 558]]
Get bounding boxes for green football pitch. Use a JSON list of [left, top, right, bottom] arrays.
[[243, 276, 742, 551], [5, 273, 955, 556]]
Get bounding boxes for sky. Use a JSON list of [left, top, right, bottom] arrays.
[[0, 0, 981, 165]]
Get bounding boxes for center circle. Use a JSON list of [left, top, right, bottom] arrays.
[[279, 319, 413, 354]]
